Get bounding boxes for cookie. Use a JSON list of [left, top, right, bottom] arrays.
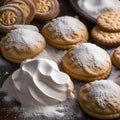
[[0, 4, 26, 33], [97, 11, 120, 32], [79, 80, 120, 119], [4, 0, 35, 24], [1, 28, 46, 64], [112, 46, 120, 69], [62, 43, 112, 82], [42, 16, 89, 49], [91, 25, 120, 47], [35, 0, 60, 20]]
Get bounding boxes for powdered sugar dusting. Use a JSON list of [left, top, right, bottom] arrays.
[[44, 16, 84, 39], [22, 106, 65, 118], [70, 43, 111, 70], [1, 28, 45, 51], [35, 44, 66, 65], [0, 91, 83, 120], [88, 80, 120, 107]]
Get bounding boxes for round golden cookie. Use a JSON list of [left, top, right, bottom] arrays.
[[42, 16, 89, 49], [97, 11, 120, 32], [62, 43, 112, 82], [0, 4, 25, 25], [91, 25, 120, 47], [112, 46, 120, 69], [79, 80, 120, 119], [1, 28, 46, 64], [0, 4, 26, 33], [4, 0, 35, 24], [35, 0, 60, 20]]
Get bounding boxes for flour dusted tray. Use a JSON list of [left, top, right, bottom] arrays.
[[0, 0, 120, 120]]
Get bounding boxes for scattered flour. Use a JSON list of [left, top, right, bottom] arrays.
[[21, 106, 65, 118], [35, 44, 66, 65], [3, 95, 13, 102]]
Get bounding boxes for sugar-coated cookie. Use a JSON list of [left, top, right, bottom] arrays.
[[112, 46, 120, 69], [62, 43, 112, 82], [91, 25, 120, 47], [79, 80, 120, 119], [35, 0, 60, 20], [42, 16, 89, 49], [1, 28, 46, 64], [97, 11, 120, 32]]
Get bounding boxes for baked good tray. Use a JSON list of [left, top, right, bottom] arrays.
[[0, 0, 120, 120]]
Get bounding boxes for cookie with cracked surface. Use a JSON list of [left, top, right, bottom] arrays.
[[79, 80, 120, 119], [1, 28, 46, 64], [42, 16, 89, 49], [62, 43, 112, 82]]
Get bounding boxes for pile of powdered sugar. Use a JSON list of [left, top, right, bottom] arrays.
[[35, 44, 67, 66], [1, 86, 84, 120]]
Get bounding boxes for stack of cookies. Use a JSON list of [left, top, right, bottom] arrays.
[[0, 27, 46, 64], [91, 11, 120, 47], [0, 0, 60, 33]]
